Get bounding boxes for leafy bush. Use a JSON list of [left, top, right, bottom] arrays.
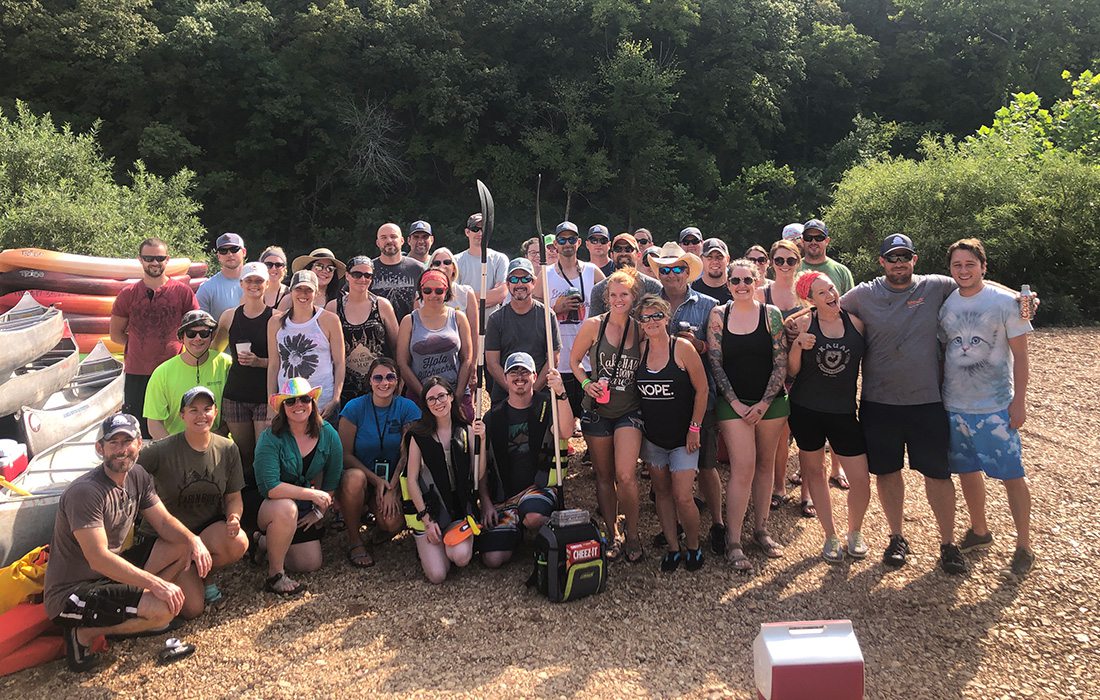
[[0, 102, 208, 261]]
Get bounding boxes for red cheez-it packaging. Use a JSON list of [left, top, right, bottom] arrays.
[[565, 540, 601, 567]]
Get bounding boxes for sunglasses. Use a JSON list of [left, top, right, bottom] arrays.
[[431, 259, 455, 267], [425, 393, 451, 405], [680, 237, 701, 246], [421, 286, 447, 296], [507, 275, 533, 284], [309, 263, 336, 274], [635, 237, 652, 245], [467, 225, 482, 233], [773, 256, 799, 267], [612, 245, 636, 253], [348, 270, 373, 280], [587, 236, 609, 244], [727, 276, 755, 286], [140, 255, 168, 263], [283, 395, 312, 406], [747, 256, 768, 265], [658, 265, 688, 275], [263, 260, 286, 269], [216, 246, 241, 255], [184, 329, 212, 339], [556, 236, 578, 245], [802, 233, 827, 242], [371, 372, 398, 383], [884, 252, 914, 263], [639, 311, 667, 322]]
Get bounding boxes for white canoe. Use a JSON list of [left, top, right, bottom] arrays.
[[0, 423, 101, 567], [0, 292, 64, 380], [18, 341, 124, 456], [0, 329, 80, 418]]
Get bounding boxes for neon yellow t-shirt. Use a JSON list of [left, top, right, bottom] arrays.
[[143, 352, 232, 435]]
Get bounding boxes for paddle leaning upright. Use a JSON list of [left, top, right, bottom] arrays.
[[472, 180, 494, 490]]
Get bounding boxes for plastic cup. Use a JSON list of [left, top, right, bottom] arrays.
[[236, 342, 252, 355]]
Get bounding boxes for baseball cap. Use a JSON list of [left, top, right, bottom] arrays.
[[180, 386, 216, 411], [504, 352, 537, 373], [555, 221, 579, 236], [289, 269, 319, 291], [409, 220, 432, 235], [177, 310, 217, 338], [701, 238, 729, 256], [781, 223, 805, 241], [880, 234, 916, 256], [216, 232, 245, 249], [466, 213, 484, 229], [803, 219, 828, 236], [612, 233, 639, 251], [241, 261, 267, 280], [679, 226, 702, 242], [507, 258, 535, 276], [99, 413, 140, 441], [587, 224, 610, 239]]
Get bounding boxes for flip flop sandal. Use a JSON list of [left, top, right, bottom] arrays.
[[345, 543, 375, 569], [829, 475, 850, 490], [624, 541, 645, 564], [754, 531, 785, 559], [605, 538, 623, 562], [769, 494, 789, 511], [800, 500, 817, 518], [726, 543, 752, 571], [264, 572, 305, 596], [157, 638, 196, 665], [788, 472, 803, 486]]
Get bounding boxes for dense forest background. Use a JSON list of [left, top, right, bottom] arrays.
[[1, 0, 1098, 320]]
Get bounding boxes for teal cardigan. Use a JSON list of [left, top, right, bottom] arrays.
[[254, 422, 344, 499]]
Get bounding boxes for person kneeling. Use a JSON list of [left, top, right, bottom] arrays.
[[44, 413, 213, 672], [473, 353, 575, 568], [132, 387, 249, 617], [404, 378, 477, 584], [253, 378, 344, 595]]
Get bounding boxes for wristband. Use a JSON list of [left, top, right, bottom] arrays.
[[580, 378, 593, 389], [688, 425, 701, 434]]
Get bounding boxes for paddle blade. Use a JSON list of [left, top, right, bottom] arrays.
[[476, 179, 494, 259]]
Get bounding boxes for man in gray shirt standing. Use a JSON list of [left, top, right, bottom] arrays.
[[840, 234, 966, 574], [372, 222, 425, 322], [484, 258, 561, 401]]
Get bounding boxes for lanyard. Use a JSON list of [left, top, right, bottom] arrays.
[[596, 314, 632, 383], [370, 400, 393, 456], [556, 262, 586, 303]]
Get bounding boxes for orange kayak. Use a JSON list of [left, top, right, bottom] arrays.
[[0, 248, 190, 278], [74, 334, 123, 354], [0, 270, 190, 296], [0, 290, 115, 316]]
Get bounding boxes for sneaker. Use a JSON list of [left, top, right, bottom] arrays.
[[64, 628, 100, 672], [660, 550, 683, 572], [940, 543, 967, 575], [652, 523, 685, 548], [710, 523, 727, 556], [204, 583, 227, 611], [1010, 547, 1035, 576], [846, 531, 869, 559], [882, 534, 910, 568], [685, 547, 705, 572], [822, 536, 844, 564], [959, 528, 994, 553]]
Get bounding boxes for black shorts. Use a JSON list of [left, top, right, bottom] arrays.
[[123, 373, 152, 439], [859, 401, 950, 479], [477, 487, 559, 553], [560, 373, 585, 422], [54, 580, 144, 628], [124, 515, 226, 567], [788, 403, 866, 456]]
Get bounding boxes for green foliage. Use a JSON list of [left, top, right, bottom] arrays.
[[0, 102, 207, 260]]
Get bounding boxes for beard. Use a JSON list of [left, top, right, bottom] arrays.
[[511, 286, 530, 300], [382, 243, 400, 257], [103, 452, 137, 475], [885, 268, 913, 286]]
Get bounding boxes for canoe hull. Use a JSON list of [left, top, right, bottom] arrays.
[[0, 334, 80, 417], [0, 294, 64, 379]]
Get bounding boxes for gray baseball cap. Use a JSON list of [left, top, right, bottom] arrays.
[[504, 352, 536, 373], [554, 221, 579, 236], [507, 258, 535, 276], [179, 386, 216, 411]]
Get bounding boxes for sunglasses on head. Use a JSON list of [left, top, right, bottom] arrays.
[[728, 276, 755, 286], [425, 392, 451, 405], [681, 237, 701, 246], [421, 286, 447, 296], [658, 265, 687, 275], [555, 236, 578, 245], [140, 255, 168, 263], [184, 329, 212, 339], [747, 256, 768, 265], [348, 270, 373, 280], [283, 395, 312, 406], [802, 233, 827, 242], [217, 246, 241, 255], [431, 259, 455, 267], [587, 236, 609, 244], [371, 372, 398, 383], [309, 263, 336, 274], [263, 260, 285, 269], [639, 311, 667, 322], [773, 256, 799, 267], [507, 275, 533, 284], [467, 225, 482, 233], [612, 245, 636, 253], [884, 252, 914, 263]]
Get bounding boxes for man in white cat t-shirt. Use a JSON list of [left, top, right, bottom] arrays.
[[939, 238, 1034, 576]]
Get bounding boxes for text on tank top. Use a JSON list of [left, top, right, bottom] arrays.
[[410, 308, 461, 385], [789, 309, 864, 414], [636, 336, 695, 449], [587, 314, 641, 418], [546, 263, 596, 372], [224, 305, 273, 403], [720, 303, 778, 403], [338, 293, 389, 400]]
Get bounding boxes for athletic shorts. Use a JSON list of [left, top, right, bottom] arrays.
[[124, 515, 227, 567], [54, 580, 144, 628], [948, 410, 1025, 481], [222, 398, 268, 424], [640, 439, 699, 472], [788, 403, 866, 456], [860, 401, 950, 479], [716, 394, 790, 422], [581, 408, 644, 437], [477, 486, 559, 553]]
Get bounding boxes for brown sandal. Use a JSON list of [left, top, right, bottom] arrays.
[[726, 542, 751, 571], [754, 530, 785, 559]]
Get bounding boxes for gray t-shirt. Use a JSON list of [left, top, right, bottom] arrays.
[[589, 273, 663, 316], [138, 433, 245, 535], [841, 274, 957, 405], [485, 301, 562, 399], [939, 285, 1031, 414], [44, 465, 160, 618], [196, 272, 243, 321], [455, 248, 509, 318], [371, 256, 426, 322]]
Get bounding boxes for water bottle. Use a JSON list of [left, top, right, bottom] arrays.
[[1019, 284, 1033, 320]]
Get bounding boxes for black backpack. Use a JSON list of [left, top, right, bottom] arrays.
[[527, 515, 607, 603]]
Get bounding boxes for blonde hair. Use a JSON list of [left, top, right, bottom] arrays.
[[769, 239, 801, 259], [430, 247, 460, 284], [603, 269, 642, 305]]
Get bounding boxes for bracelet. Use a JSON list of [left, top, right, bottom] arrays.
[[688, 425, 701, 434], [580, 378, 593, 389]]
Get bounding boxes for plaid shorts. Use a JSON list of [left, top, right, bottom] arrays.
[[222, 398, 269, 424]]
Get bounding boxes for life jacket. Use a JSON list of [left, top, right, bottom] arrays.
[[486, 391, 566, 500]]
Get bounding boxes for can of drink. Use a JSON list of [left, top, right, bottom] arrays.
[[595, 377, 611, 404], [1019, 284, 1034, 320]]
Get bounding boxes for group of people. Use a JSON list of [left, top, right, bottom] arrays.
[[44, 217, 1036, 672]]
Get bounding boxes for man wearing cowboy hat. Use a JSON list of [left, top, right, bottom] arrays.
[[647, 242, 727, 553], [589, 233, 662, 316], [144, 310, 233, 439], [372, 222, 426, 322], [198, 233, 248, 321]]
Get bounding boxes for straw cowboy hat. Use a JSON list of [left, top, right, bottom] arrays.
[[269, 377, 323, 412], [291, 247, 347, 278], [648, 242, 703, 282]]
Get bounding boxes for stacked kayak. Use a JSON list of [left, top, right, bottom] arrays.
[[0, 248, 207, 352]]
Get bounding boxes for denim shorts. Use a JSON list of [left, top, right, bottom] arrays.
[[640, 439, 699, 472], [948, 409, 1025, 481], [580, 408, 644, 438]]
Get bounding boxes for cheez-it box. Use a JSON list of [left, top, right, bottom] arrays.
[[753, 620, 865, 700]]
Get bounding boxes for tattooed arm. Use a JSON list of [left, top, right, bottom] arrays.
[[707, 303, 742, 411], [759, 304, 789, 408]]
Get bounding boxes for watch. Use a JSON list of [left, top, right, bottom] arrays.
[[554, 391, 568, 401], [416, 509, 430, 521]]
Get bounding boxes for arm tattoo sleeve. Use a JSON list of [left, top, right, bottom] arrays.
[[707, 304, 739, 405], [761, 305, 789, 406]]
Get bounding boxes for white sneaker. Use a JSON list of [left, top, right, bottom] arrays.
[[846, 531, 868, 559], [822, 536, 844, 564]]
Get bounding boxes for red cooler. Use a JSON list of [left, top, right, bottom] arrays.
[[753, 619, 864, 700]]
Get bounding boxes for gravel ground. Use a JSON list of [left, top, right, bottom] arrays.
[[4, 328, 1098, 699]]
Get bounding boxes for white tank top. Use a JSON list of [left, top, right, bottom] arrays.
[[276, 307, 336, 405], [545, 261, 597, 373]]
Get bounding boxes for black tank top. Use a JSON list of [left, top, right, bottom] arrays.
[[790, 310, 864, 414], [637, 337, 695, 449], [720, 303, 778, 403], [224, 305, 273, 403], [338, 293, 390, 402]]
